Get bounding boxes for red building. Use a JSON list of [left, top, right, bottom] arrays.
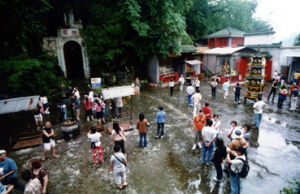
[[207, 27, 245, 48]]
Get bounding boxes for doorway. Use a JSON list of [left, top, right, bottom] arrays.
[[64, 41, 84, 79]]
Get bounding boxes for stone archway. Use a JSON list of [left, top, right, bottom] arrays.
[[63, 40, 84, 79]]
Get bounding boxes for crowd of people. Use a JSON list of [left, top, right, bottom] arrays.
[[1, 74, 299, 194]]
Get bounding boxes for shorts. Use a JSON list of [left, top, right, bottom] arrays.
[[86, 109, 92, 116], [34, 114, 43, 122], [96, 111, 103, 119], [76, 108, 80, 113], [43, 103, 49, 109], [43, 139, 55, 150]]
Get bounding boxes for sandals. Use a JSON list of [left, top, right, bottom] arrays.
[[117, 184, 123, 190], [53, 154, 60, 158]]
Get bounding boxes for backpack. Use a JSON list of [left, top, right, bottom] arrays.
[[237, 158, 250, 178]]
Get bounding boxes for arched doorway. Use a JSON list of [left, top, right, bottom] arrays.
[[64, 41, 84, 79]]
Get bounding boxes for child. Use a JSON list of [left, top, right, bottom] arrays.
[[211, 138, 227, 182], [87, 127, 104, 164], [234, 83, 241, 103]]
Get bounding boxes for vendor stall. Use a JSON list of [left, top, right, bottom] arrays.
[[101, 86, 137, 132]]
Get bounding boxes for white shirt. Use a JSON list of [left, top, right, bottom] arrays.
[[169, 81, 174, 87], [179, 77, 185, 85], [211, 81, 217, 87], [191, 93, 202, 105], [116, 97, 123, 107], [222, 82, 229, 91], [195, 80, 200, 87], [230, 155, 246, 173], [186, 86, 194, 95], [202, 126, 217, 142], [253, 100, 265, 114], [272, 72, 278, 79], [88, 91, 94, 102], [40, 97, 48, 104], [74, 91, 80, 99], [212, 120, 221, 133], [87, 132, 102, 146]]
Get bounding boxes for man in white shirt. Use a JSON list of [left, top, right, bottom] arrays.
[[191, 90, 202, 117], [186, 83, 194, 106], [222, 79, 230, 100], [178, 75, 185, 91], [253, 95, 265, 129], [169, 79, 175, 96], [202, 120, 216, 164]]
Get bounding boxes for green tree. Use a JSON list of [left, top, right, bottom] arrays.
[[251, 18, 272, 31], [82, 0, 192, 76]]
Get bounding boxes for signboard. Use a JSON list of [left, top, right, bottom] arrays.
[[91, 78, 102, 88], [61, 29, 79, 37], [102, 86, 135, 100]]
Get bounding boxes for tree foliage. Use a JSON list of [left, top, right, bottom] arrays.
[[82, 0, 192, 76], [0, 54, 67, 99], [186, 0, 271, 42]]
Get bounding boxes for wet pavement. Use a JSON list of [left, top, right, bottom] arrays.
[[6, 80, 300, 193]]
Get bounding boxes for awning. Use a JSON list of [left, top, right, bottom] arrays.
[[101, 86, 136, 100], [185, 60, 201, 66], [0, 96, 39, 115], [204, 47, 256, 55]]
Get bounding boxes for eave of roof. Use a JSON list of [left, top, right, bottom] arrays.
[[245, 29, 275, 36], [207, 27, 245, 38]]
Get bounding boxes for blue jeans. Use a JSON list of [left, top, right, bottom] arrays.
[[202, 142, 214, 163], [61, 106, 67, 121], [254, 113, 262, 129], [212, 87, 216, 99], [187, 95, 192, 105], [156, 123, 165, 137], [235, 94, 240, 102], [139, 133, 147, 147], [230, 172, 240, 194]]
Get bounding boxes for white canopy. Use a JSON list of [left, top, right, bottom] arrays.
[[204, 47, 246, 55], [186, 60, 201, 66], [0, 96, 39, 115], [102, 86, 136, 100]]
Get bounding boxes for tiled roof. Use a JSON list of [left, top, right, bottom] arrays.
[[204, 47, 256, 55], [207, 27, 245, 38], [246, 42, 281, 48], [244, 29, 275, 36]]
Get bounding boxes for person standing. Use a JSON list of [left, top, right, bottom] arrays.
[[290, 85, 299, 111], [178, 75, 185, 91], [136, 112, 150, 148], [169, 79, 174, 96], [202, 102, 212, 124], [227, 121, 238, 141], [211, 79, 218, 99], [253, 96, 265, 129], [234, 83, 242, 103], [212, 114, 221, 138], [29, 159, 48, 194], [87, 127, 104, 164], [33, 106, 43, 130], [192, 110, 206, 150], [267, 79, 278, 103], [191, 90, 202, 117], [110, 145, 128, 190], [222, 79, 230, 100], [156, 106, 166, 138], [111, 122, 126, 154], [226, 147, 246, 194], [135, 77, 140, 93], [42, 122, 59, 160], [72, 88, 80, 100], [83, 95, 93, 122], [194, 77, 200, 92], [0, 150, 24, 191], [186, 83, 195, 106], [21, 170, 42, 194], [277, 86, 288, 109], [211, 138, 227, 182], [71, 95, 80, 121], [40, 95, 50, 115], [202, 120, 217, 164], [116, 97, 123, 118], [94, 99, 103, 125]]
